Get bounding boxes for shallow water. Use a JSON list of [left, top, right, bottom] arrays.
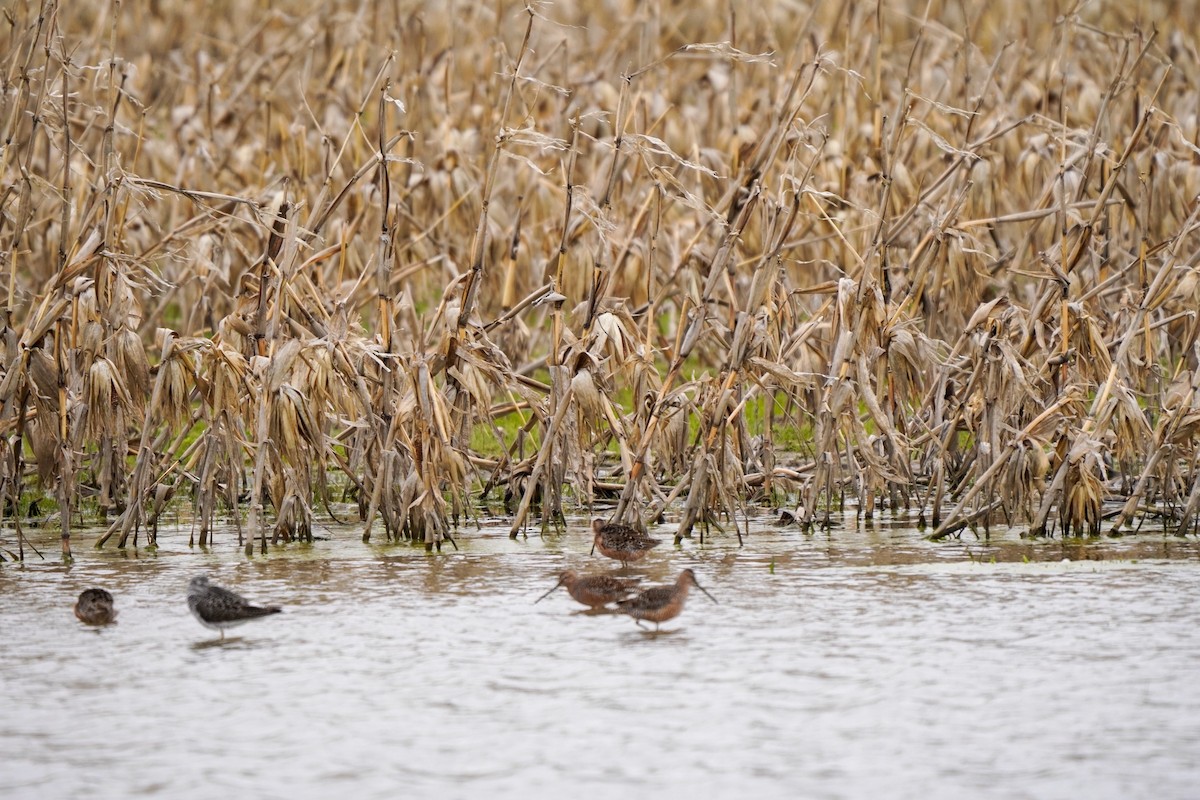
[[3, 513, 1200, 799]]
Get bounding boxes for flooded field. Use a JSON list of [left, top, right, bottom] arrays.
[[4, 0, 1199, 793], [3, 514, 1200, 798]]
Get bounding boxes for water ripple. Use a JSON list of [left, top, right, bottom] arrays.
[[3, 519, 1200, 798]]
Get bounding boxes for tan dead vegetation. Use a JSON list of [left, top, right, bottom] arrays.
[[2, 0, 1199, 559]]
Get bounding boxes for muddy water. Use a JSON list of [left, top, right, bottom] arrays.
[[3, 513, 1200, 799]]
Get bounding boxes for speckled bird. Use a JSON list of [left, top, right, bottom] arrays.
[[534, 570, 641, 608], [74, 588, 117, 625], [591, 519, 661, 566], [616, 569, 717, 632], [187, 576, 282, 640]]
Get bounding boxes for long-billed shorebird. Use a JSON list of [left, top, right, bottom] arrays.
[[74, 588, 117, 625], [616, 568, 717, 632], [534, 570, 640, 609], [591, 519, 661, 566], [187, 576, 282, 640]]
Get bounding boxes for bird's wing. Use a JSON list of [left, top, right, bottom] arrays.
[[207, 584, 251, 606]]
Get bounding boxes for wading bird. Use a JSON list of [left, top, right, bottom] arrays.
[[534, 570, 640, 609], [187, 576, 282, 640], [591, 519, 661, 566], [74, 588, 117, 625], [616, 568, 717, 632]]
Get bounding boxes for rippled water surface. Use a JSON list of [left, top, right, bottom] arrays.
[[3, 514, 1200, 799]]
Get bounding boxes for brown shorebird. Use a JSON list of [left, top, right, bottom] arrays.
[[74, 588, 117, 625], [534, 570, 641, 609], [616, 568, 717, 632], [188, 576, 281, 640], [591, 519, 661, 566]]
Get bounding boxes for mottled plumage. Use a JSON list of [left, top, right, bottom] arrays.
[[74, 588, 117, 625], [591, 519, 661, 565], [187, 576, 281, 639], [616, 569, 717, 631], [534, 570, 640, 608]]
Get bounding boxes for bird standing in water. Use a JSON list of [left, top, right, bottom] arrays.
[[535, 570, 640, 609], [616, 569, 717, 632], [187, 576, 282, 640], [591, 519, 661, 566], [74, 588, 117, 625]]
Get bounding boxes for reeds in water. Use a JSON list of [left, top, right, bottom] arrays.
[[2, 0, 1199, 561]]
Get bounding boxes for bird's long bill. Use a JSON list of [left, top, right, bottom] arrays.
[[589, 540, 596, 555], [534, 577, 567, 604], [696, 583, 718, 604]]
